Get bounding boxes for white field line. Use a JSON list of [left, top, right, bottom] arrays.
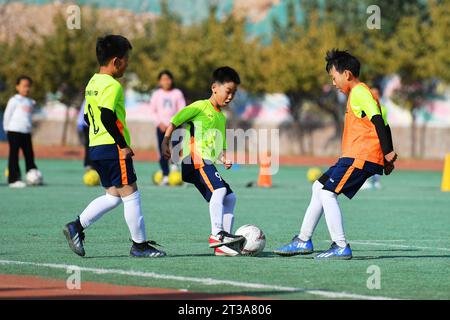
[[348, 241, 450, 252], [0, 259, 398, 300]]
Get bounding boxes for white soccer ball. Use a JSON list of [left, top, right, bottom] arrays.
[[235, 224, 266, 256], [26, 169, 43, 186]]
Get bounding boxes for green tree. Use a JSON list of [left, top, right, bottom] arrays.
[[389, 0, 450, 157]]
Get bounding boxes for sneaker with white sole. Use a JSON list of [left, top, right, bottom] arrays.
[[214, 242, 241, 256], [130, 240, 166, 258], [209, 231, 245, 248], [9, 180, 26, 188], [315, 242, 352, 260], [273, 236, 314, 256]]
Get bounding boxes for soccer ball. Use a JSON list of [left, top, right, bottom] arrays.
[[306, 167, 323, 183], [168, 170, 183, 186], [152, 170, 163, 185], [26, 169, 43, 186], [83, 169, 100, 186], [235, 224, 266, 256]]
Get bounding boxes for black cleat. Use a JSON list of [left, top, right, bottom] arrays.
[[63, 220, 86, 257]]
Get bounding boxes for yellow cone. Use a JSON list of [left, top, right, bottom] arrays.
[[441, 153, 450, 192]]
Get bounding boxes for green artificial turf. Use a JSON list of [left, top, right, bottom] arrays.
[[0, 158, 449, 299]]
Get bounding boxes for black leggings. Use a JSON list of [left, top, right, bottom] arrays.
[[156, 127, 182, 176], [82, 126, 92, 168], [157, 127, 170, 176], [7, 131, 37, 183]]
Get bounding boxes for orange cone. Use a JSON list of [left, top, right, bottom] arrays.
[[257, 152, 272, 188]]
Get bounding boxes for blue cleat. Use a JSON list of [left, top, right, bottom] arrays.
[[63, 219, 86, 257], [315, 242, 352, 260], [130, 240, 166, 258], [273, 236, 314, 256]]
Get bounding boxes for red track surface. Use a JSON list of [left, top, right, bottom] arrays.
[[0, 274, 264, 300]]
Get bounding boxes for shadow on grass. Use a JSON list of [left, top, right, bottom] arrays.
[[352, 254, 450, 260], [353, 249, 420, 252], [84, 253, 214, 259], [167, 252, 314, 259], [83, 255, 130, 259]]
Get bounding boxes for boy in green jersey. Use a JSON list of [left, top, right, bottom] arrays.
[[63, 35, 165, 258], [162, 67, 245, 256]]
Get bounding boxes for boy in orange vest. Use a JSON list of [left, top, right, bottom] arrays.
[[274, 49, 397, 259]]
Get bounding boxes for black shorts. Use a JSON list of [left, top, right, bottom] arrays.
[[181, 157, 233, 202], [92, 158, 137, 188], [319, 157, 383, 199]]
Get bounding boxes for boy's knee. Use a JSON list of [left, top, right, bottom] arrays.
[[224, 192, 236, 205], [211, 187, 227, 201], [105, 193, 122, 206]]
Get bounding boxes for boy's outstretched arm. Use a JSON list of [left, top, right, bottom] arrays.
[[220, 152, 232, 170], [162, 123, 176, 160], [162, 102, 203, 160]]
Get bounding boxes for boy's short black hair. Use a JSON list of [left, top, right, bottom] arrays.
[[96, 35, 132, 66], [325, 49, 360, 77], [212, 66, 240, 85], [16, 75, 32, 85]]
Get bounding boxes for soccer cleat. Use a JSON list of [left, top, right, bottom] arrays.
[[214, 242, 241, 256], [9, 181, 26, 188], [209, 231, 245, 248], [63, 220, 86, 257], [273, 236, 314, 256], [130, 240, 166, 258], [314, 242, 352, 260]]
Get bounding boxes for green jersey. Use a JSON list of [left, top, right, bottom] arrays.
[[349, 84, 388, 125], [171, 99, 227, 163], [85, 73, 131, 147]]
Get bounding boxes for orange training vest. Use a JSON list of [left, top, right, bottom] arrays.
[[341, 83, 385, 166]]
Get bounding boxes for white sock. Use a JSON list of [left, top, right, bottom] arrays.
[[223, 193, 236, 233], [320, 189, 347, 247], [122, 191, 147, 243], [79, 193, 122, 229], [209, 187, 227, 235], [299, 180, 324, 241]]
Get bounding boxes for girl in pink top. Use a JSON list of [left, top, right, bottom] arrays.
[[150, 70, 186, 184]]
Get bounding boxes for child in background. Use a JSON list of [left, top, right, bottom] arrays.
[[3, 76, 41, 188], [149, 70, 186, 185], [77, 99, 93, 171]]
